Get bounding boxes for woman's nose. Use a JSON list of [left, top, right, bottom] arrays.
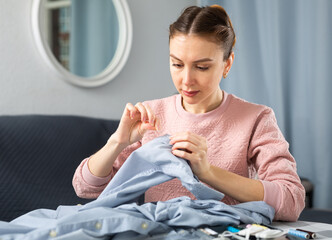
[[183, 68, 194, 86]]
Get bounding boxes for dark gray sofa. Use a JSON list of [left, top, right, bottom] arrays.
[[0, 115, 119, 221]]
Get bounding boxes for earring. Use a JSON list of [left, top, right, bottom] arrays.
[[223, 72, 228, 78]]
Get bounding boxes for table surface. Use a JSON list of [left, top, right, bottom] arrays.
[[272, 221, 332, 239]]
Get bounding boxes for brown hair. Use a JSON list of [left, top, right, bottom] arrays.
[[169, 5, 236, 61]]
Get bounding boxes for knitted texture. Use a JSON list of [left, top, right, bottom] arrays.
[[73, 92, 305, 221]]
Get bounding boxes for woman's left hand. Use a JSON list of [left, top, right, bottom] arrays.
[[169, 132, 210, 178]]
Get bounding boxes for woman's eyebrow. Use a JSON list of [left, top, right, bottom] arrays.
[[193, 58, 213, 63], [170, 54, 213, 63], [170, 54, 182, 62]]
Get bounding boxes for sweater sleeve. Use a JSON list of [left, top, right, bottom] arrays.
[[72, 141, 142, 199], [248, 108, 305, 221]]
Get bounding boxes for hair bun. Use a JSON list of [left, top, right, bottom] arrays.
[[210, 4, 225, 10], [169, 5, 236, 60]]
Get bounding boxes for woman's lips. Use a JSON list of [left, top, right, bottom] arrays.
[[183, 90, 199, 97]]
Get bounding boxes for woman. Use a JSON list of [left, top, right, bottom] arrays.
[[73, 5, 305, 221]]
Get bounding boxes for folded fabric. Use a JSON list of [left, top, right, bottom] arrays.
[[0, 135, 274, 240]]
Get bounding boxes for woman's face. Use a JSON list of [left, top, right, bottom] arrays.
[[169, 34, 233, 113]]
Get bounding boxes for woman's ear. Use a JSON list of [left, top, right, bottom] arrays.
[[223, 52, 234, 78]]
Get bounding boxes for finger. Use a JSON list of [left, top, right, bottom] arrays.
[[143, 103, 156, 126], [135, 102, 148, 123], [172, 144, 207, 166], [172, 148, 192, 160], [172, 141, 195, 154], [170, 131, 200, 141], [141, 117, 159, 131], [154, 117, 160, 131], [169, 131, 202, 146], [125, 103, 140, 119]]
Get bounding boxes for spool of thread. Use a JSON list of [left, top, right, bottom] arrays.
[[288, 229, 310, 239], [296, 229, 316, 239], [227, 226, 241, 233]]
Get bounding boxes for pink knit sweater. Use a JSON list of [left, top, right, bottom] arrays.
[[72, 92, 305, 221]]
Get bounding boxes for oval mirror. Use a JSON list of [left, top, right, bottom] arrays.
[[31, 0, 132, 87]]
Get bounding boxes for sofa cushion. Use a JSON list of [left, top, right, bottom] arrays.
[[0, 115, 119, 221]]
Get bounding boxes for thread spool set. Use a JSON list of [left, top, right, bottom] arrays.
[[288, 228, 316, 239]]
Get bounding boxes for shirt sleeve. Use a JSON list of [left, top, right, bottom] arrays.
[[72, 141, 142, 199], [248, 108, 305, 221]]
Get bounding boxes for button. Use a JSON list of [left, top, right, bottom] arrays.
[[141, 222, 148, 230], [95, 222, 102, 230], [49, 230, 57, 237]]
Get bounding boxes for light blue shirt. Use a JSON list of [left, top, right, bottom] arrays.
[[0, 135, 274, 239]]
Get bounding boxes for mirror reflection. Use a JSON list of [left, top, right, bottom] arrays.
[[41, 0, 119, 78]]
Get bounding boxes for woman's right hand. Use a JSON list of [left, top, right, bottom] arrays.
[[111, 102, 158, 146]]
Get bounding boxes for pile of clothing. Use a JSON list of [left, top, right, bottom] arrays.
[[0, 135, 274, 240]]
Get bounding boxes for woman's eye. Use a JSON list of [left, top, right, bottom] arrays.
[[197, 66, 209, 71], [172, 64, 183, 68]]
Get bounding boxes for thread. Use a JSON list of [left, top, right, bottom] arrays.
[[227, 226, 241, 233], [296, 229, 316, 239], [288, 229, 310, 239]]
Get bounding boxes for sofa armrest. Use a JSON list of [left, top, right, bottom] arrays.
[[300, 177, 314, 208]]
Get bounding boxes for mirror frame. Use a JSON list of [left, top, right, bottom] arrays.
[[31, 0, 133, 88]]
